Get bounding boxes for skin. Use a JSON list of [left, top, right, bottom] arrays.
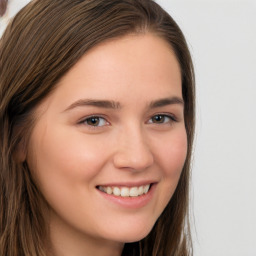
[[26, 33, 187, 256]]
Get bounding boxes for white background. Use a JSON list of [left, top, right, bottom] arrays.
[[156, 1, 256, 255], [1, 1, 256, 255]]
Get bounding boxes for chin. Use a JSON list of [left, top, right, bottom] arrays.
[[106, 223, 154, 243]]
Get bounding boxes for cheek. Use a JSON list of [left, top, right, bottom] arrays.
[[27, 125, 108, 199], [147, 128, 187, 220], [158, 129, 188, 178]]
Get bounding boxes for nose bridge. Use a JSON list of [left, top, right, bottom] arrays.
[[113, 124, 154, 171]]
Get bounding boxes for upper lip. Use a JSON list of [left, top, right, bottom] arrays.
[[96, 180, 157, 188]]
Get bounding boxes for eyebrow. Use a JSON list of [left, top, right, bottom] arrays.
[[63, 99, 121, 112], [149, 97, 184, 108], [63, 96, 183, 112]]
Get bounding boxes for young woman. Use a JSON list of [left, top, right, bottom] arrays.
[[0, 0, 195, 255]]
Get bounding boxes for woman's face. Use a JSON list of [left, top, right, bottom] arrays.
[[27, 33, 187, 253]]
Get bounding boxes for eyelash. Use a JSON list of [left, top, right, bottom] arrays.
[[78, 113, 177, 128], [148, 114, 177, 124], [78, 115, 109, 128]]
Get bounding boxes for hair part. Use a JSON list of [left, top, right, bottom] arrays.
[[0, 1, 195, 255]]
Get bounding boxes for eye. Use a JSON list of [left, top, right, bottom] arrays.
[[148, 114, 176, 124], [80, 116, 109, 127]]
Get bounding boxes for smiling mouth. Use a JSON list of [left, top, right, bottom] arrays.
[[96, 184, 152, 197]]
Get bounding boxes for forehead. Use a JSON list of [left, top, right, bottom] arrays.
[[74, 33, 180, 78], [61, 34, 180, 86], [39, 33, 182, 113]]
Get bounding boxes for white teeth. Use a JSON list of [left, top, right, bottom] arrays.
[[120, 187, 129, 197], [98, 184, 151, 197], [99, 186, 105, 192], [138, 186, 144, 195], [143, 184, 150, 194], [106, 187, 112, 194], [113, 187, 121, 196], [129, 187, 139, 197]]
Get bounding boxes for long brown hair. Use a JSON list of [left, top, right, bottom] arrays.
[[0, 0, 195, 255], [0, 0, 8, 17]]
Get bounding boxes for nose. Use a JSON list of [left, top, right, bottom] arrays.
[[112, 126, 154, 172]]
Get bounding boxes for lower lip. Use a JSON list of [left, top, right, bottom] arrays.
[[97, 184, 157, 209]]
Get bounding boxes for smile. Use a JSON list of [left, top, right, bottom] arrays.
[[97, 184, 151, 197]]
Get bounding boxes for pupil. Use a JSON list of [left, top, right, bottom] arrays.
[[154, 115, 163, 123], [88, 117, 99, 126]]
